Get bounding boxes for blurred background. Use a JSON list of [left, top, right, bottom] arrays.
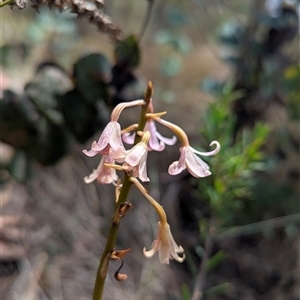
[[1, 0, 299, 299]]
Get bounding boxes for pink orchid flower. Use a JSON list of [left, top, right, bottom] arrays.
[[143, 221, 185, 264], [82, 121, 126, 162], [123, 141, 149, 182], [122, 119, 177, 151], [169, 141, 221, 178], [84, 155, 118, 184]]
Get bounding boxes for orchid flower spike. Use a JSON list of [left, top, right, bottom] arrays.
[[143, 221, 185, 264], [84, 155, 118, 185]]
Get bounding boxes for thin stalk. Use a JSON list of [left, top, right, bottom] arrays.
[[134, 81, 153, 144], [92, 82, 153, 300], [191, 221, 215, 300], [216, 213, 300, 240], [138, 0, 155, 41], [92, 175, 132, 300], [0, 0, 15, 7]]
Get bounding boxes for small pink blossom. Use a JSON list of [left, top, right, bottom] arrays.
[[84, 155, 118, 184], [83, 121, 126, 161], [122, 119, 177, 151], [169, 141, 221, 178], [143, 221, 185, 264], [123, 141, 149, 182]]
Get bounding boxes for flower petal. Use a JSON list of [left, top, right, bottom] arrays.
[[96, 122, 115, 151], [109, 147, 128, 163], [84, 169, 100, 183], [145, 120, 165, 151], [82, 148, 98, 157], [84, 155, 118, 184], [125, 144, 147, 167], [191, 140, 221, 156], [143, 247, 156, 257], [169, 239, 185, 262], [159, 245, 171, 264], [91, 141, 103, 152], [155, 131, 177, 146], [185, 147, 211, 177], [143, 239, 160, 258], [109, 122, 125, 150], [143, 221, 185, 264], [168, 147, 188, 175], [148, 134, 165, 151], [122, 132, 135, 144], [138, 151, 150, 182]]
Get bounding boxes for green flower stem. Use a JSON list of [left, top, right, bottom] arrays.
[[130, 177, 167, 225], [92, 175, 132, 300], [92, 82, 153, 300], [0, 0, 15, 7], [134, 81, 153, 144]]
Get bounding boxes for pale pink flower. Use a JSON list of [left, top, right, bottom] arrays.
[[143, 221, 185, 264], [169, 141, 221, 178], [84, 155, 118, 184], [122, 119, 177, 151], [82, 121, 126, 161], [123, 141, 149, 182]]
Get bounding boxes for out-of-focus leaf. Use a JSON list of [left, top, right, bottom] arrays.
[[0, 89, 70, 166], [61, 89, 108, 143], [27, 8, 77, 43], [25, 62, 72, 125], [155, 31, 192, 54], [166, 6, 188, 27], [74, 53, 111, 104], [198, 219, 208, 235], [284, 65, 300, 85], [205, 250, 226, 272], [195, 245, 205, 258], [221, 55, 240, 67], [214, 178, 226, 194], [218, 21, 244, 47], [161, 55, 182, 77], [112, 76, 145, 106], [176, 35, 192, 54], [115, 35, 140, 70], [111, 65, 145, 106], [154, 30, 174, 45], [30, 120, 70, 165], [181, 283, 191, 300], [201, 78, 223, 94], [111, 65, 136, 92], [0, 43, 29, 68], [160, 90, 176, 103], [204, 282, 232, 297], [0, 90, 39, 149], [8, 150, 32, 182]]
